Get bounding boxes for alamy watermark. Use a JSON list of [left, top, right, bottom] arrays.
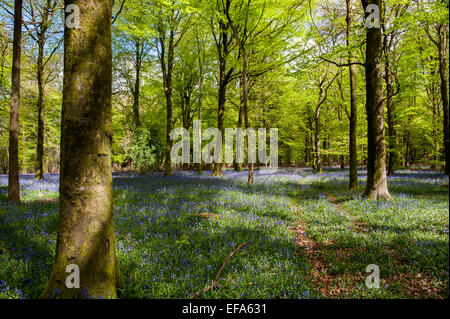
[[65, 264, 80, 289], [365, 264, 380, 289], [65, 4, 80, 29], [365, 4, 380, 29], [171, 120, 279, 174]]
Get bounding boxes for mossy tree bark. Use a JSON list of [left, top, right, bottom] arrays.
[[40, 0, 119, 299], [7, 0, 22, 205], [361, 0, 391, 200]]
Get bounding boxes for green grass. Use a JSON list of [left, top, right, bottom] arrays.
[[0, 169, 448, 299]]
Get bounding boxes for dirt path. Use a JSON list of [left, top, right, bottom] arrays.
[[290, 201, 363, 298], [291, 194, 447, 299]]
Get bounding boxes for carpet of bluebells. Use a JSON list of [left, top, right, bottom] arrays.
[[0, 168, 448, 299]]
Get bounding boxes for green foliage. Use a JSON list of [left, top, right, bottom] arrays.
[[129, 127, 162, 174]]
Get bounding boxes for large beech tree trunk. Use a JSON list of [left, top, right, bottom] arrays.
[[346, 0, 358, 190], [40, 0, 119, 298], [361, 0, 391, 200], [7, 0, 22, 204]]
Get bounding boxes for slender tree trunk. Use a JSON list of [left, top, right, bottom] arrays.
[[7, 0, 22, 204], [40, 0, 119, 298], [304, 134, 309, 165], [432, 100, 439, 168], [35, 38, 45, 180], [361, 0, 391, 200], [385, 60, 396, 176], [161, 31, 174, 176], [21, 122, 26, 174], [347, 0, 358, 190], [235, 77, 244, 172], [214, 2, 234, 177], [35, 0, 52, 180], [182, 93, 191, 170], [404, 130, 410, 167], [213, 50, 227, 177], [314, 107, 322, 172], [437, 28, 449, 175], [197, 43, 203, 174], [310, 119, 314, 169], [133, 41, 141, 128], [227, 8, 252, 184], [326, 136, 331, 167], [242, 53, 253, 185]]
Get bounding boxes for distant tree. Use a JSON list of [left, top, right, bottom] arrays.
[[346, 0, 358, 189], [154, 0, 191, 176], [418, 0, 449, 175], [23, 0, 62, 180]]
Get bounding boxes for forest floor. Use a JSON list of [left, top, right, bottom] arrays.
[[0, 168, 448, 299]]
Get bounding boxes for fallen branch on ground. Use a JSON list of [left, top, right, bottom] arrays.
[[190, 242, 247, 299]]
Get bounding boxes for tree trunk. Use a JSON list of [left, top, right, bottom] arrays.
[[133, 40, 141, 128], [40, 0, 119, 298], [160, 31, 175, 176], [197, 40, 203, 174], [432, 100, 440, 168], [242, 54, 253, 185], [346, 0, 358, 190], [314, 107, 322, 172], [182, 93, 191, 171], [235, 76, 244, 172], [304, 134, 309, 165], [7, 0, 22, 204], [35, 38, 45, 180], [213, 47, 227, 177], [437, 27, 449, 175], [385, 60, 396, 176], [310, 120, 314, 169], [361, 0, 391, 200], [21, 122, 26, 174], [227, 7, 252, 184], [404, 130, 410, 167]]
